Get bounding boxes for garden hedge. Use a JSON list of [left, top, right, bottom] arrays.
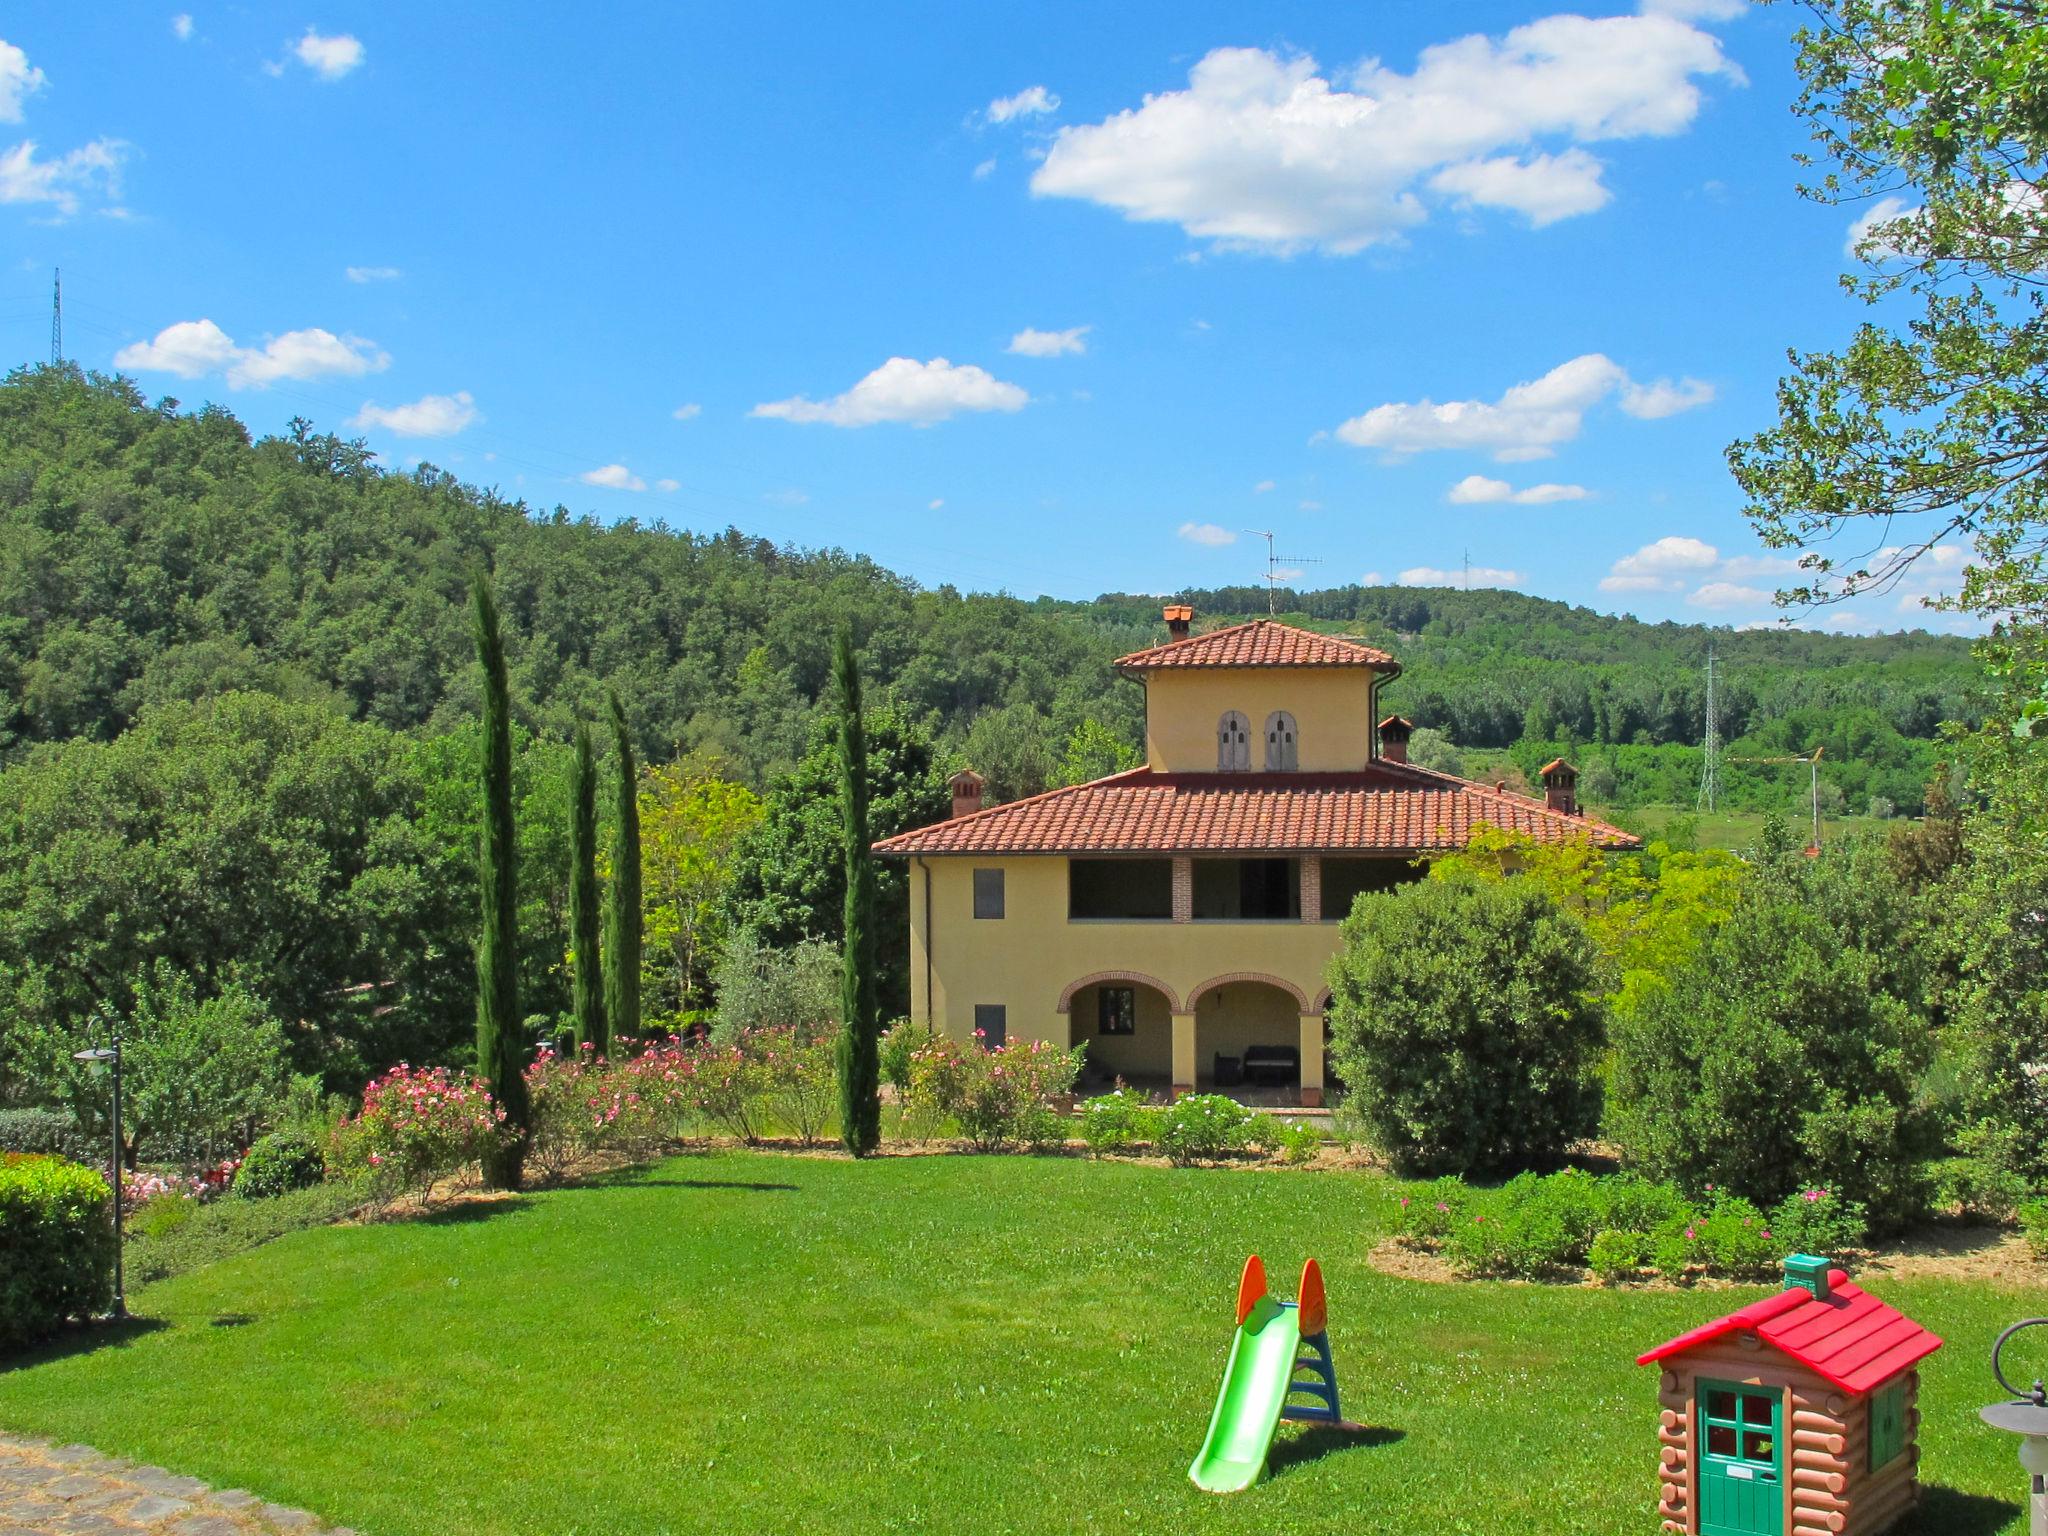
[[0, 1154, 114, 1350]]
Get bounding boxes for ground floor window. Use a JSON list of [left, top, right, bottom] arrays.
[[974, 1004, 1007, 1047], [1096, 986, 1135, 1035]]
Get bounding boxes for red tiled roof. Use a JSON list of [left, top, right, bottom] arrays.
[[1636, 1271, 1943, 1396], [1115, 619, 1397, 672], [872, 762, 1638, 856]]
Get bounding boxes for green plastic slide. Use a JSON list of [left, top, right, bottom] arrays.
[[1187, 1294, 1302, 1494]]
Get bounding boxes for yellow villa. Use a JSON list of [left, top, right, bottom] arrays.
[[873, 607, 1634, 1107]]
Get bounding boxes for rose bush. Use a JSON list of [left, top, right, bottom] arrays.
[[331, 1064, 509, 1207]]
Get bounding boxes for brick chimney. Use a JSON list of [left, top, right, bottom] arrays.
[[1378, 714, 1414, 765], [1539, 757, 1579, 817], [949, 768, 985, 819], [1163, 603, 1194, 641]]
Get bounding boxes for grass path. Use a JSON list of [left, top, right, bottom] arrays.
[[0, 1153, 2035, 1535]]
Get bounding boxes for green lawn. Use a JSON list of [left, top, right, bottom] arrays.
[[0, 1153, 2034, 1535]]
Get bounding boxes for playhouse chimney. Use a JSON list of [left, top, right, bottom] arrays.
[[1163, 603, 1194, 641], [1378, 715, 1414, 765], [1539, 758, 1579, 817], [949, 768, 985, 820]]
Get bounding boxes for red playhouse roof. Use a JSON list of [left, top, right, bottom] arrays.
[[872, 762, 1638, 856], [1636, 1270, 1943, 1396], [1114, 619, 1397, 673]]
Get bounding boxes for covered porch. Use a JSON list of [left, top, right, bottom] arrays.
[[1060, 971, 1334, 1108]]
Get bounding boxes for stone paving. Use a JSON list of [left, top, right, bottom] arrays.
[[0, 1434, 355, 1536]]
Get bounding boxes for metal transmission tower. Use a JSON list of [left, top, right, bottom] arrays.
[[1242, 529, 1320, 614], [50, 269, 61, 366], [1696, 646, 1722, 813]]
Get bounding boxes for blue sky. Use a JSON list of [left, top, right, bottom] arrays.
[[0, 1, 1969, 633]]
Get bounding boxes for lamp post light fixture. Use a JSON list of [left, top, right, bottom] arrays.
[[70, 1037, 124, 1321], [1981, 1318, 2048, 1536]]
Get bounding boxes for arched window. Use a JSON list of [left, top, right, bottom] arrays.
[[1264, 711, 1298, 771], [1217, 710, 1250, 771]]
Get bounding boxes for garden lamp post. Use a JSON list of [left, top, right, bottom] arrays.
[[70, 1038, 124, 1320], [1981, 1318, 2048, 1536]]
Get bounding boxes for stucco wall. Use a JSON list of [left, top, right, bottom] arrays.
[[1143, 669, 1378, 774]]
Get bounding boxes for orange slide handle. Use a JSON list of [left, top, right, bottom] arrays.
[[1297, 1257, 1326, 1336], [1235, 1254, 1268, 1327]]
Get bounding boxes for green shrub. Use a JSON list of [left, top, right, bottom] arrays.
[[127, 1190, 201, 1240], [1766, 1187, 1868, 1256], [1241, 1114, 1321, 1165], [1078, 1089, 1158, 1155], [1650, 1214, 1701, 1282], [878, 1018, 936, 1095], [1598, 1173, 1690, 1234], [906, 1036, 1082, 1153], [1393, 1176, 1469, 1242], [1588, 1229, 1650, 1283], [0, 1154, 114, 1350], [0, 1107, 100, 1164], [1444, 1194, 1576, 1279], [233, 1130, 326, 1199], [1156, 1095, 1253, 1166], [125, 1180, 362, 1286], [1325, 877, 1604, 1176], [1696, 1196, 1777, 1279], [2018, 1197, 2048, 1261]]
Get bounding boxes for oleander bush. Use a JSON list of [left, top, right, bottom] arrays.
[[232, 1130, 326, 1199], [904, 1036, 1082, 1153], [877, 1018, 937, 1096], [0, 1153, 115, 1350], [329, 1064, 511, 1208]]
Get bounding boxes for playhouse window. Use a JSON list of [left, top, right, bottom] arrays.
[[1097, 986, 1135, 1035], [1699, 1380, 1777, 1470]]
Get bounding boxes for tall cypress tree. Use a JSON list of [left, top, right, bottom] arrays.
[[568, 720, 607, 1054], [472, 574, 529, 1189], [834, 626, 881, 1155], [603, 690, 642, 1047]]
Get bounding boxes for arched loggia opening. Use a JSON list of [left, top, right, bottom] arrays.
[[1058, 972, 1179, 1093], [1188, 973, 1313, 1101]]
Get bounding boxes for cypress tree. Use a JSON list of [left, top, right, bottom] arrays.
[[568, 720, 607, 1054], [603, 690, 642, 1047], [472, 574, 529, 1189], [834, 626, 881, 1155]]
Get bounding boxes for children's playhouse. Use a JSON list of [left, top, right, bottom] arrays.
[[1637, 1255, 1943, 1536]]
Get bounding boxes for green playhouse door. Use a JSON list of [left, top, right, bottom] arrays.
[[1697, 1380, 1783, 1536]]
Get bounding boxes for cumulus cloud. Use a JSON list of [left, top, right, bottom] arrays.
[[1400, 564, 1523, 589], [987, 85, 1059, 124], [671, 402, 701, 421], [0, 40, 47, 122], [1638, 0, 1750, 20], [349, 391, 479, 437], [656, 477, 680, 493], [1178, 522, 1237, 547], [0, 138, 127, 215], [1599, 534, 1720, 592], [1687, 580, 1771, 610], [114, 318, 388, 388], [1844, 193, 1921, 260], [1620, 374, 1716, 418], [292, 29, 364, 80], [1007, 325, 1090, 358], [345, 264, 401, 283], [1446, 473, 1589, 504], [1253, 479, 1275, 494], [172, 14, 194, 40], [1334, 353, 1711, 460], [580, 464, 646, 492], [752, 356, 1028, 428], [973, 157, 997, 180], [1030, 19, 1736, 254]]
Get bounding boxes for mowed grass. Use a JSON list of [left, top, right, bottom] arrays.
[[0, 1153, 2034, 1536]]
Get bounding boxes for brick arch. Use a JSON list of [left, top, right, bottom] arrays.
[[1186, 971, 1312, 1013], [1056, 970, 1181, 1015], [1311, 986, 1333, 1015]]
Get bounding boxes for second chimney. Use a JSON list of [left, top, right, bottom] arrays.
[[1539, 757, 1579, 817], [1163, 603, 1194, 641], [949, 768, 986, 819], [1378, 714, 1414, 765]]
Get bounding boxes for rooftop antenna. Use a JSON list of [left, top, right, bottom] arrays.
[[50, 268, 61, 366], [1242, 529, 1321, 616], [1696, 645, 1721, 813]]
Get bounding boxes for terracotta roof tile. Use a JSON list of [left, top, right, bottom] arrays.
[[1636, 1271, 1943, 1396], [1115, 619, 1397, 672], [872, 762, 1637, 856]]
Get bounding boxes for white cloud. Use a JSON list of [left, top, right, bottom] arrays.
[[0, 138, 126, 215], [171, 14, 194, 40], [656, 477, 680, 493], [113, 318, 388, 388], [580, 464, 646, 492], [1687, 580, 1771, 609], [1031, 20, 1737, 255], [1335, 353, 1710, 460], [1446, 473, 1588, 504], [1400, 564, 1523, 588], [987, 85, 1059, 124], [1253, 479, 1275, 494], [1638, 0, 1750, 20], [349, 391, 479, 437], [1844, 193, 1920, 260], [671, 402, 701, 421], [764, 488, 810, 506], [1361, 570, 1384, 585], [973, 157, 997, 180], [928, 498, 944, 510], [1178, 522, 1237, 547], [345, 264, 401, 283], [1007, 325, 1090, 358], [292, 29, 364, 80], [1299, 499, 1323, 511], [1599, 534, 1720, 592], [0, 41, 47, 122], [752, 356, 1028, 428], [1619, 374, 1715, 418]]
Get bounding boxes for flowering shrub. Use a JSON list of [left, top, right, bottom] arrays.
[[906, 1035, 1081, 1152], [1078, 1088, 1159, 1156], [1156, 1094, 1254, 1166], [754, 1027, 837, 1148], [1243, 1114, 1323, 1166], [689, 1039, 773, 1143], [1766, 1186, 1868, 1256], [331, 1064, 509, 1207], [1588, 1228, 1651, 1283], [525, 1046, 602, 1182], [123, 1169, 208, 1205]]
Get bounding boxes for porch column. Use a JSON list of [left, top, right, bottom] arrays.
[[1300, 856, 1321, 923], [1171, 1010, 1197, 1098], [1298, 1012, 1324, 1108]]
